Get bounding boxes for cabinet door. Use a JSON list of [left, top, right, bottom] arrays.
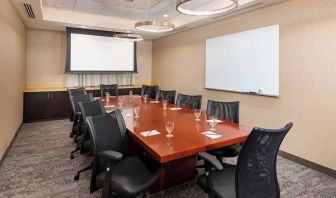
[[48, 91, 72, 119], [24, 92, 50, 122]]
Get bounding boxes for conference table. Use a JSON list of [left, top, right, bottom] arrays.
[[100, 95, 252, 192]]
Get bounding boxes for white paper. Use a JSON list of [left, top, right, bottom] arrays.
[[202, 131, 222, 139], [149, 101, 160, 103], [104, 105, 115, 108], [140, 130, 161, 137], [170, 107, 182, 110], [122, 113, 132, 117]]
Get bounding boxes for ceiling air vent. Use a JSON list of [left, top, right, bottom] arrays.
[[23, 3, 35, 19]]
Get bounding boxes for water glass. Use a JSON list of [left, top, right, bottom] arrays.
[[162, 100, 168, 109], [209, 116, 217, 131], [165, 121, 175, 138], [117, 97, 123, 108], [194, 109, 201, 121], [105, 92, 110, 101], [143, 94, 148, 103], [134, 106, 140, 118]]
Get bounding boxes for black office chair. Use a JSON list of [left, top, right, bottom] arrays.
[[176, 93, 202, 110], [69, 94, 92, 156], [86, 110, 160, 197], [72, 99, 107, 181], [100, 84, 118, 97], [197, 123, 293, 198], [156, 90, 176, 104], [141, 85, 159, 99], [68, 87, 87, 137], [206, 100, 242, 163]]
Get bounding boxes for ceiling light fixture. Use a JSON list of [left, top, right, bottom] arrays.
[[176, 0, 238, 16], [80, 25, 87, 28], [135, 21, 175, 33], [114, 33, 143, 42], [163, 14, 169, 18]]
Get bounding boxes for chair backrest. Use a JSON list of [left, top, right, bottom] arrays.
[[100, 84, 118, 97], [141, 85, 159, 99], [235, 123, 293, 198], [86, 109, 127, 192], [78, 100, 106, 121], [70, 94, 92, 114], [206, 100, 239, 124], [176, 93, 202, 110], [68, 87, 87, 97], [156, 90, 176, 104]]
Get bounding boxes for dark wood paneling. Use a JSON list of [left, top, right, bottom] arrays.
[[24, 92, 50, 121], [23, 88, 142, 122]]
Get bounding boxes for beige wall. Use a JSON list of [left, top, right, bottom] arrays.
[[0, 1, 26, 158], [153, 0, 336, 170], [26, 29, 152, 88]]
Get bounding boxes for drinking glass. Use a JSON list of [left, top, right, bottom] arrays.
[[165, 121, 175, 138], [194, 109, 201, 121], [209, 116, 217, 131], [134, 106, 140, 118], [143, 94, 148, 103], [162, 100, 168, 109], [129, 90, 133, 96], [117, 97, 123, 108], [105, 92, 110, 101]]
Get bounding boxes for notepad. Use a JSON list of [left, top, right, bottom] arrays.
[[202, 131, 222, 139], [149, 101, 160, 103], [170, 107, 182, 110], [104, 105, 115, 108], [140, 130, 161, 137]]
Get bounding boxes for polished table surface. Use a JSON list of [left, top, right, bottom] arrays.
[[101, 95, 252, 163]]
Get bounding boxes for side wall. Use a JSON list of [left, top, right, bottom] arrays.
[[0, 0, 26, 159], [152, 0, 336, 170]]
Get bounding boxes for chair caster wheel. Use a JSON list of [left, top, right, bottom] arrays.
[[74, 174, 79, 181], [70, 154, 74, 160]]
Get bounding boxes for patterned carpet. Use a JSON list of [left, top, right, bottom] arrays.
[[0, 119, 335, 198]]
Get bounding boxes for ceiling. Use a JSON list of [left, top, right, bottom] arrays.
[[11, 0, 286, 39]]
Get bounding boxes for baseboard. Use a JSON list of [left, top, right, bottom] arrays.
[[278, 150, 336, 178], [0, 122, 23, 168], [23, 117, 69, 123]]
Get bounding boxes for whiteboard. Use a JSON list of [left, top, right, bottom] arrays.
[[205, 25, 279, 97]]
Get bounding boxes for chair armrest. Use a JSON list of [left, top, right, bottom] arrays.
[[197, 152, 223, 171], [99, 150, 123, 161]]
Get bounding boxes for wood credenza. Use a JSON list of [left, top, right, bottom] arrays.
[[23, 87, 141, 122]]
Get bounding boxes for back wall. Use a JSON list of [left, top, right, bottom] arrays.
[[152, 0, 336, 170]]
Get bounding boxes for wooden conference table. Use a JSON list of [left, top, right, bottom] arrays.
[[100, 95, 252, 192]]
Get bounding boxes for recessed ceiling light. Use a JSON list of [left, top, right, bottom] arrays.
[[55, 4, 63, 8], [126, 30, 132, 33], [163, 14, 169, 18], [80, 25, 87, 28]]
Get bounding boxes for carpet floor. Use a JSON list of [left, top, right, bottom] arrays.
[[0, 119, 335, 198]]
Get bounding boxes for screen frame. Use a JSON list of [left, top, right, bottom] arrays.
[[65, 27, 138, 74]]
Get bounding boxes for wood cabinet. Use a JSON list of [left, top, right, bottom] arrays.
[[23, 87, 141, 122]]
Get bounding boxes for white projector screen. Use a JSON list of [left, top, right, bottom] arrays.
[[65, 28, 136, 73], [205, 25, 279, 97]]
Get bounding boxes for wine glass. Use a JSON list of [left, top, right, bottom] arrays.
[[105, 92, 110, 101], [209, 116, 217, 131], [165, 121, 175, 138], [143, 94, 148, 103], [162, 100, 168, 109], [117, 97, 123, 108], [129, 90, 133, 97], [194, 109, 201, 121], [134, 106, 140, 118]]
